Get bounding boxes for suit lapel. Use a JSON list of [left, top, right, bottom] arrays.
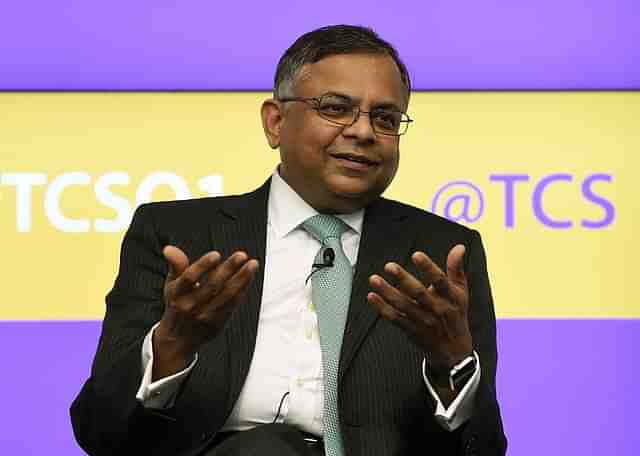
[[207, 179, 271, 416], [339, 198, 413, 383]]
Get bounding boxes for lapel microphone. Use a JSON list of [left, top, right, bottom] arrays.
[[305, 247, 335, 284]]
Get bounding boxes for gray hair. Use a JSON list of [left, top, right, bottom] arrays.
[[274, 25, 411, 99]]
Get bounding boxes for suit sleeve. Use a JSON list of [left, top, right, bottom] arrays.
[[458, 229, 508, 455], [70, 204, 181, 455]]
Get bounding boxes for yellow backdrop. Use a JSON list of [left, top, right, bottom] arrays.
[[0, 92, 637, 319]]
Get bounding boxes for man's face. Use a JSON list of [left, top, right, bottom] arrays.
[[274, 53, 408, 213]]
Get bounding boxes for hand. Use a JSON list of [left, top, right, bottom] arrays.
[[367, 245, 473, 375], [152, 245, 259, 380]]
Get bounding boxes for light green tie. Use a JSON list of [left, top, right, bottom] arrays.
[[302, 214, 351, 456]]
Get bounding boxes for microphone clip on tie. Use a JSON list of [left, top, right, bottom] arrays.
[[305, 247, 335, 284]]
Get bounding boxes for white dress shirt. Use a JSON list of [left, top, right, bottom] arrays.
[[136, 168, 480, 433]]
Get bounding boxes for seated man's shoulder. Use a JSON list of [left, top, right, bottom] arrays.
[[130, 188, 263, 240], [378, 197, 477, 238]]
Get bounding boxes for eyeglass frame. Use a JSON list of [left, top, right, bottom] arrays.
[[277, 93, 413, 137]]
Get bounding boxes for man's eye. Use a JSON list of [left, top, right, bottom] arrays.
[[373, 111, 400, 129], [320, 104, 352, 116]]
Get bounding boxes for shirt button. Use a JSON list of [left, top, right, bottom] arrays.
[[296, 378, 304, 386], [305, 329, 313, 340]]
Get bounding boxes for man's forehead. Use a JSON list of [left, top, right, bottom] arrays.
[[293, 53, 408, 107]]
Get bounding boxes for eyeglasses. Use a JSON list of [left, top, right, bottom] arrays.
[[278, 93, 413, 136]]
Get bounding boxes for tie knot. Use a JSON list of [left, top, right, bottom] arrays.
[[302, 214, 350, 243]]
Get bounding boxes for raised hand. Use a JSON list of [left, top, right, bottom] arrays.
[[152, 245, 259, 380], [367, 245, 473, 387]]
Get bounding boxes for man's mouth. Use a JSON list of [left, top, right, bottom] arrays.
[[330, 153, 379, 166]]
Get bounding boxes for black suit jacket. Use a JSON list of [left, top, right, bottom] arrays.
[[71, 179, 506, 456]]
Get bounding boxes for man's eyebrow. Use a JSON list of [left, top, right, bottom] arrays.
[[324, 91, 403, 111], [323, 91, 353, 101], [371, 102, 403, 112]]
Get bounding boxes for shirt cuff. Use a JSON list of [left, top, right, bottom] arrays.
[[135, 322, 198, 409], [422, 351, 481, 431]]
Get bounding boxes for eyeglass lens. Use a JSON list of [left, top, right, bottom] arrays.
[[316, 95, 409, 136]]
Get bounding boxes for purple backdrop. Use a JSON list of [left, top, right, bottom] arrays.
[[1, 320, 638, 455], [1, 0, 639, 90], [2, 1, 638, 454]]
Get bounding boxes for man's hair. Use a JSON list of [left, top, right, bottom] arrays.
[[274, 24, 411, 99]]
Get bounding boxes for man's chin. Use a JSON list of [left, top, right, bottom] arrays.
[[326, 188, 379, 213]]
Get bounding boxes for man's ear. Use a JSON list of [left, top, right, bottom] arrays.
[[261, 99, 284, 149]]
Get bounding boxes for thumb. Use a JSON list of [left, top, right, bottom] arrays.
[[163, 245, 190, 281], [446, 244, 467, 287]]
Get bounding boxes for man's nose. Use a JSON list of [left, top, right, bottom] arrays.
[[341, 109, 377, 142]]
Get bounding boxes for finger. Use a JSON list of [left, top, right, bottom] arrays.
[[173, 251, 222, 296], [447, 244, 467, 287], [383, 262, 435, 309], [198, 251, 251, 298], [220, 259, 259, 305], [163, 245, 190, 281], [369, 274, 425, 321], [367, 290, 405, 320], [367, 292, 418, 334], [204, 259, 259, 317], [412, 251, 451, 297]]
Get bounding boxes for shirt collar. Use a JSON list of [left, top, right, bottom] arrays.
[[268, 167, 364, 239]]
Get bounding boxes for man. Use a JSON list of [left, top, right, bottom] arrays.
[[71, 25, 506, 455]]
